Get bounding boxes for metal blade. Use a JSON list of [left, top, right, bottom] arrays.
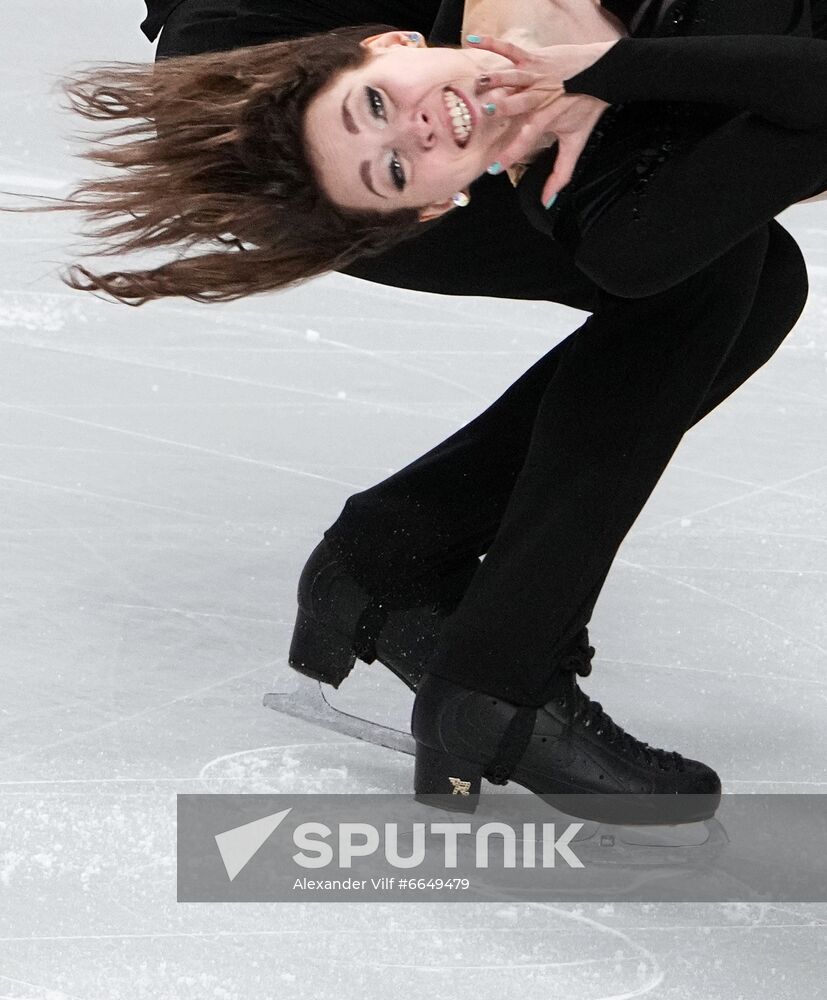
[[263, 673, 415, 756]]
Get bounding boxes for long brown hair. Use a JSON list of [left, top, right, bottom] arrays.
[[7, 26, 423, 306]]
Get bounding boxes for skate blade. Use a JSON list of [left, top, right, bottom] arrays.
[[263, 673, 415, 756]]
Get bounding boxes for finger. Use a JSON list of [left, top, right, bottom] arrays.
[[474, 69, 538, 95], [539, 135, 588, 204], [465, 33, 529, 66]]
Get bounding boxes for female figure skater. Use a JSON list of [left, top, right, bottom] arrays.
[[32, 0, 825, 821]]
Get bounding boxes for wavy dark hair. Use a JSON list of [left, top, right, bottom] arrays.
[[6, 25, 424, 305]]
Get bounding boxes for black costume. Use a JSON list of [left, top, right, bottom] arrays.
[[143, 0, 821, 706]]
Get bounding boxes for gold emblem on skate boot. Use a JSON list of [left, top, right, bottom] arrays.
[[448, 777, 471, 796]]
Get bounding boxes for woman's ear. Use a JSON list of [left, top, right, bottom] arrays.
[[418, 196, 464, 224], [360, 30, 424, 52]]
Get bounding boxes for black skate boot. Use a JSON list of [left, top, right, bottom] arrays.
[[411, 631, 721, 825], [288, 537, 480, 690]]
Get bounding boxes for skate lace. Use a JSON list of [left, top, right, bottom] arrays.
[[557, 631, 686, 773]]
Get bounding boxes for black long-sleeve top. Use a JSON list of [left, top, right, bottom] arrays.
[[567, 34, 827, 132]]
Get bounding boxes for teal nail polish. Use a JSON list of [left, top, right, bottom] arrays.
[[544, 193, 558, 210], [466, 34, 482, 43], [482, 102, 497, 116], [487, 162, 503, 175]]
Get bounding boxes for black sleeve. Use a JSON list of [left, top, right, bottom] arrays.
[[564, 35, 827, 130]]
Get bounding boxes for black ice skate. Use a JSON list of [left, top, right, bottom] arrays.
[[411, 636, 722, 826]]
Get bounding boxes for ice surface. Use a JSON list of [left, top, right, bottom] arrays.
[[0, 2, 824, 997]]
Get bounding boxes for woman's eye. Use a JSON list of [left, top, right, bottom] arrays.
[[365, 88, 405, 192], [366, 87, 387, 124], [389, 152, 406, 192]]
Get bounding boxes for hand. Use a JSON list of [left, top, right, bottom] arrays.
[[467, 34, 615, 205]]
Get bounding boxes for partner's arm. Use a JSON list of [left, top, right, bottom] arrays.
[[564, 34, 827, 130]]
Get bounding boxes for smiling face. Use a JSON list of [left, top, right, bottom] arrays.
[[303, 31, 524, 221]]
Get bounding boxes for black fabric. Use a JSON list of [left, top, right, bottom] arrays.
[[427, 0, 462, 47], [145, 0, 443, 45], [603, 0, 663, 30], [565, 35, 827, 128], [351, 597, 389, 663], [141, 0, 189, 42], [482, 705, 538, 785]]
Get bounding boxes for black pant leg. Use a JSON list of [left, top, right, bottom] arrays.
[[422, 226, 788, 705], [568, 220, 807, 634], [689, 222, 807, 421]]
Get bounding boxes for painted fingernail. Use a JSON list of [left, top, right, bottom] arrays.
[[407, 32, 420, 41], [487, 162, 503, 175], [483, 103, 497, 116], [544, 194, 558, 209], [466, 34, 482, 43]]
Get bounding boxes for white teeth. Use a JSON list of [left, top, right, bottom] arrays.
[[442, 88, 473, 146]]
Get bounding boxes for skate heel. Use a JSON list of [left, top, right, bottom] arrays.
[[288, 607, 356, 689], [413, 741, 482, 813]]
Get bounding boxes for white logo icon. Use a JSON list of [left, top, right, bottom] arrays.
[[215, 808, 292, 881]]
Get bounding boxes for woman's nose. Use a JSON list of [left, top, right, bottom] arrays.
[[399, 108, 437, 151]]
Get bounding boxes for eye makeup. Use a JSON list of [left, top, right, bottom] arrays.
[[365, 86, 407, 192]]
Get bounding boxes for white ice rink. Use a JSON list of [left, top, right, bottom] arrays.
[[1, 2, 825, 997]]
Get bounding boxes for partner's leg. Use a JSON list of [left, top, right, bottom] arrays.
[[422, 225, 807, 706], [566, 220, 808, 635]]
